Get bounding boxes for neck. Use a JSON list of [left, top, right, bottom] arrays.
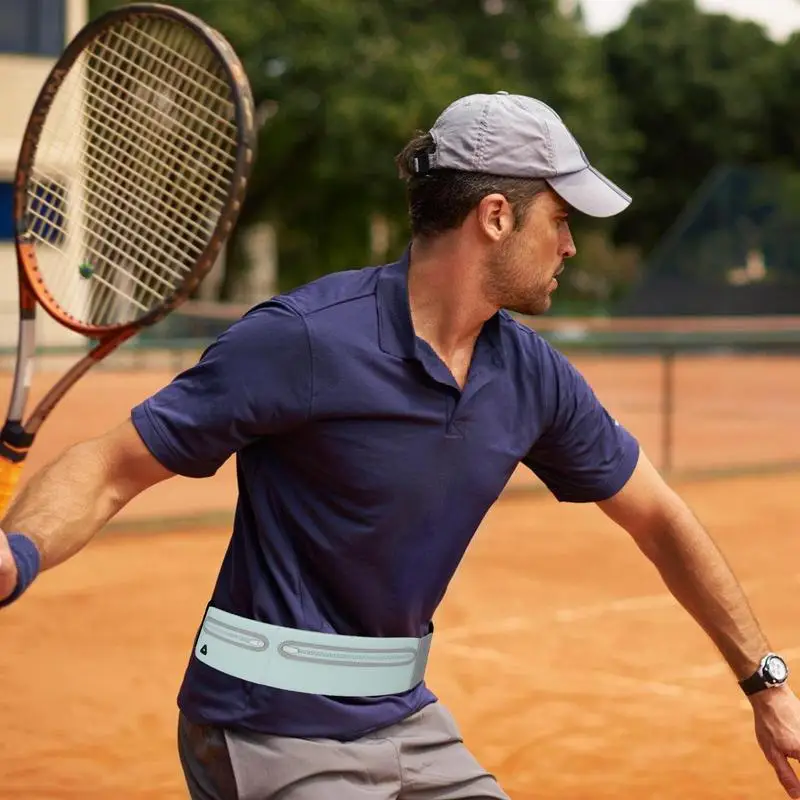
[[406, 236, 497, 359]]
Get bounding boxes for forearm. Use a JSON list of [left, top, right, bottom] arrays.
[[4, 439, 131, 571], [639, 502, 768, 680]]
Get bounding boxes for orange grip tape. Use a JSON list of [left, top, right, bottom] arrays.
[[0, 454, 26, 519]]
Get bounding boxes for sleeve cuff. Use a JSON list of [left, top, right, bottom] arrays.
[[131, 402, 218, 479], [549, 433, 641, 504]]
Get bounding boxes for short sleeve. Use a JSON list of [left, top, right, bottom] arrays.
[[523, 342, 639, 502], [131, 300, 312, 478]]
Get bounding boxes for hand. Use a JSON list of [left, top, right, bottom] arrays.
[[752, 685, 800, 797], [0, 528, 18, 603]]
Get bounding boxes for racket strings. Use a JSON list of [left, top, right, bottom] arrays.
[[26, 197, 169, 303], [96, 30, 238, 160], [25, 15, 241, 327], [97, 19, 240, 320], [71, 105, 211, 264], [75, 72, 234, 215], [87, 18, 236, 324]]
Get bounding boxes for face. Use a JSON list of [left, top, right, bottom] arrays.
[[482, 189, 576, 316]]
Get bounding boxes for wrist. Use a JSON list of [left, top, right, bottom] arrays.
[[0, 532, 41, 608], [748, 681, 793, 711]]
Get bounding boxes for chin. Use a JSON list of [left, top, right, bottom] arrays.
[[534, 297, 552, 315], [507, 295, 551, 317]]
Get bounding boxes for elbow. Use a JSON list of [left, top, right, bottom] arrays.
[[79, 420, 175, 514], [625, 498, 693, 566]]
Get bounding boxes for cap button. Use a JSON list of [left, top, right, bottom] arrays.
[[496, 90, 509, 95]]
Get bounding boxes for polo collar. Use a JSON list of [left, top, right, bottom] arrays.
[[377, 248, 416, 359], [376, 246, 506, 368]]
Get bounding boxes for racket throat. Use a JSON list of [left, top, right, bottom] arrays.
[[7, 311, 37, 425]]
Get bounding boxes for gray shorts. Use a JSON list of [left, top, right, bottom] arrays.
[[177, 702, 510, 799]]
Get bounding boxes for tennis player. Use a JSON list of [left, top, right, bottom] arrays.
[[3, 92, 800, 800]]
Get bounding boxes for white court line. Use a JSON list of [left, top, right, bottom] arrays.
[[436, 615, 535, 644], [436, 640, 800, 709], [439, 581, 765, 644], [437, 641, 707, 701], [436, 594, 683, 645], [553, 592, 681, 622], [434, 578, 800, 710]]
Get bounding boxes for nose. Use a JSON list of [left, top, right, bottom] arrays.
[[560, 225, 577, 259]]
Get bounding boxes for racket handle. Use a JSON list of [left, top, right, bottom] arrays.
[[0, 457, 25, 519], [0, 423, 33, 519]]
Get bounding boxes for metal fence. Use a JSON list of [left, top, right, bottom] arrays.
[[619, 166, 800, 316], [539, 318, 800, 477], [1, 309, 798, 481]]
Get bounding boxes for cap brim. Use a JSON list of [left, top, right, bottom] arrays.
[[548, 166, 631, 218]]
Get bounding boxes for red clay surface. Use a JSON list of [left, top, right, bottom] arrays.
[[1, 354, 799, 799], [2, 351, 798, 506]]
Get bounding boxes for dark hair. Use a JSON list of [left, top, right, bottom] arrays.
[[395, 131, 548, 239]]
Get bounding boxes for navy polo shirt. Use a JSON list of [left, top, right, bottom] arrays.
[[131, 250, 639, 740]]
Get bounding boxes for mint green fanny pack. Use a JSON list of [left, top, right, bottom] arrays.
[[195, 606, 433, 697]]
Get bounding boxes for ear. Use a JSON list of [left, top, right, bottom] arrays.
[[475, 193, 514, 243]]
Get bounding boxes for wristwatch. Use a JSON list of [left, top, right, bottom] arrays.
[[739, 653, 789, 696]]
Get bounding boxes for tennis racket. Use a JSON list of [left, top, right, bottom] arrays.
[[0, 3, 257, 515]]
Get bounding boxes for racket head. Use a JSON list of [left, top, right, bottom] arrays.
[[12, 3, 257, 339]]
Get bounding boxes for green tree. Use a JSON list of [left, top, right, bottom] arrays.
[[89, 0, 636, 304], [602, 0, 781, 255], [765, 32, 800, 173]]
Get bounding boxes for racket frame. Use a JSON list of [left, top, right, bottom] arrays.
[[6, 2, 257, 440]]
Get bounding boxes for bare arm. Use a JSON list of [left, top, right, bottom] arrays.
[[599, 449, 800, 797], [597, 449, 767, 679], [0, 418, 173, 593]]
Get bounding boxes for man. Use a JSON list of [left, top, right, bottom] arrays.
[[1, 92, 799, 799]]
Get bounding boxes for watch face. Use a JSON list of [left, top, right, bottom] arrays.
[[766, 656, 789, 683]]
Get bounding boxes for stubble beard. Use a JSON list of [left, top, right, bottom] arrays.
[[485, 243, 554, 317]]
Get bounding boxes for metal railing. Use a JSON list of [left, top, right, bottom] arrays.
[[1, 316, 798, 481]]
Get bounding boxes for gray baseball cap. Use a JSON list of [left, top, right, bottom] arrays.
[[414, 91, 631, 218]]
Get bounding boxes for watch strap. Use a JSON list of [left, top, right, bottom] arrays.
[[739, 671, 770, 696]]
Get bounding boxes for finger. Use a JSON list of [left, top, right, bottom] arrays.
[[770, 753, 800, 798]]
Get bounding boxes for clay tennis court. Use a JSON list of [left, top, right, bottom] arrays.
[[1, 350, 799, 799]]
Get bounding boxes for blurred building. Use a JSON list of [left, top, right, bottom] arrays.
[[0, 0, 87, 349]]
